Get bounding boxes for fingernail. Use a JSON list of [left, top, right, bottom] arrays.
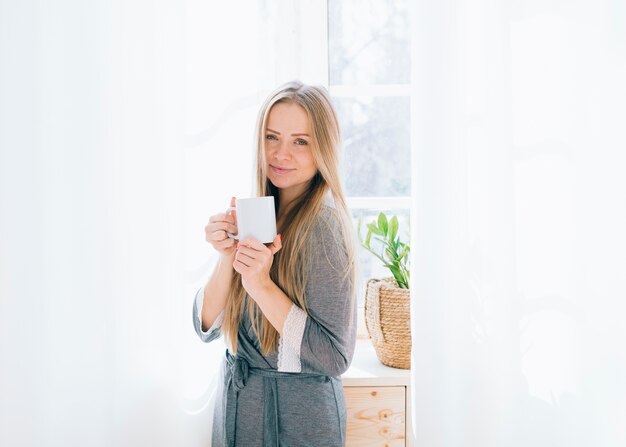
[[279, 234, 282, 241]]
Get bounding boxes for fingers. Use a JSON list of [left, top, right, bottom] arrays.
[[232, 248, 256, 275], [214, 237, 236, 250], [233, 235, 281, 278], [234, 254, 252, 268], [205, 221, 238, 238], [237, 237, 266, 251], [235, 239, 269, 267], [232, 258, 248, 275], [204, 198, 240, 256], [206, 230, 222, 242], [209, 213, 234, 225], [268, 234, 282, 255], [236, 235, 282, 254], [235, 243, 264, 260]]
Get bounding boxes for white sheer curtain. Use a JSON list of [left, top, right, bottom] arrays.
[[183, 0, 326, 443], [409, 1, 626, 446], [0, 1, 324, 446]]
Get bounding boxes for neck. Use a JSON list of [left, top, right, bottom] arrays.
[[277, 194, 297, 224], [277, 186, 305, 217]]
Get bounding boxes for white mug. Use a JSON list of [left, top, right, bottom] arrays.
[[227, 196, 277, 244]]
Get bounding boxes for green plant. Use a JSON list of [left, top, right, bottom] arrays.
[[357, 212, 410, 289]]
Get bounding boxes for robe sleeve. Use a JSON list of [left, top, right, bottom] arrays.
[[192, 285, 224, 343], [277, 207, 357, 376]]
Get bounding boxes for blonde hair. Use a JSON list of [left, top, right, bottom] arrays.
[[222, 81, 357, 355]]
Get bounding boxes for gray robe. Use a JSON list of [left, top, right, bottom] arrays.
[[192, 204, 357, 447]]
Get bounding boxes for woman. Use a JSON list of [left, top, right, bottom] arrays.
[[192, 81, 357, 446]]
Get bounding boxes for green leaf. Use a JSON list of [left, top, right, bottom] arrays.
[[398, 241, 409, 253], [355, 209, 410, 289], [388, 264, 402, 282], [385, 247, 397, 262], [365, 231, 372, 249], [397, 247, 409, 262], [367, 222, 384, 236], [389, 216, 398, 242], [387, 263, 399, 276], [378, 213, 388, 236]]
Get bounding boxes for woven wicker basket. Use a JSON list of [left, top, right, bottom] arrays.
[[364, 277, 411, 369]]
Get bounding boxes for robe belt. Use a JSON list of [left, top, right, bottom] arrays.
[[223, 350, 331, 447]]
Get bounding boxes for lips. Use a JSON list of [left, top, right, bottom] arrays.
[[270, 165, 295, 174]]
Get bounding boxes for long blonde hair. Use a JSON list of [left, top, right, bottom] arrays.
[[222, 81, 357, 355]]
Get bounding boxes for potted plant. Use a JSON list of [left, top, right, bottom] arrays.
[[357, 212, 411, 369]]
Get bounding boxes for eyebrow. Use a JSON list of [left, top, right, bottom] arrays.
[[266, 128, 310, 137]]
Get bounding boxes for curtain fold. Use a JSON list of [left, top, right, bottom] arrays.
[[1, 1, 328, 445], [409, 1, 626, 446], [2, 1, 188, 445]]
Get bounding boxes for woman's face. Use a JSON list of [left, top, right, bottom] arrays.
[[264, 102, 318, 200]]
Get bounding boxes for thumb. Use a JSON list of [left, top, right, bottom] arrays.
[[229, 196, 237, 225], [269, 233, 282, 255]]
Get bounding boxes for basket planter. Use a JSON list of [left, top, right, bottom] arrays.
[[364, 277, 411, 369]]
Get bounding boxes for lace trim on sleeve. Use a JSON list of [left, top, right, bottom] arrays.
[[277, 304, 308, 372]]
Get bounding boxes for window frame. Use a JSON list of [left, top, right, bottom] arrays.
[[325, 1, 414, 338]]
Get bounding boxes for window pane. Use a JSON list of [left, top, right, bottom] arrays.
[[328, 0, 411, 85], [351, 208, 411, 308], [335, 96, 411, 196]]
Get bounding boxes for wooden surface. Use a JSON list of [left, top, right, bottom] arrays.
[[342, 338, 413, 446], [344, 386, 406, 446]]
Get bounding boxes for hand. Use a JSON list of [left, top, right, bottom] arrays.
[[205, 196, 239, 258], [233, 234, 282, 296]]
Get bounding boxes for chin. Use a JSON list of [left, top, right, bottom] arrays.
[[268, 175, 283, 186], [269, 178, 291, 189]]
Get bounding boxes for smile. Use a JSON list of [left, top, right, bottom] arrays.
[[270, 165, 295, 174]]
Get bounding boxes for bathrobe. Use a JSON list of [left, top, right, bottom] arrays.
[[192, 204, 357, 447]]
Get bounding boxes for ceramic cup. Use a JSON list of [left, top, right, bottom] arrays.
[[226, 196, 277, 244]]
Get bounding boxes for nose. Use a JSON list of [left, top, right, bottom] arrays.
[[272, 139, 291, 160]]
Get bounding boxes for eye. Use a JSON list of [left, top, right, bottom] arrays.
[[266, 134, 278, 141], [295, 138, 308, 146]]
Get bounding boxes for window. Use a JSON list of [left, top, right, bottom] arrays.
[[328, 0, 412, 316]]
